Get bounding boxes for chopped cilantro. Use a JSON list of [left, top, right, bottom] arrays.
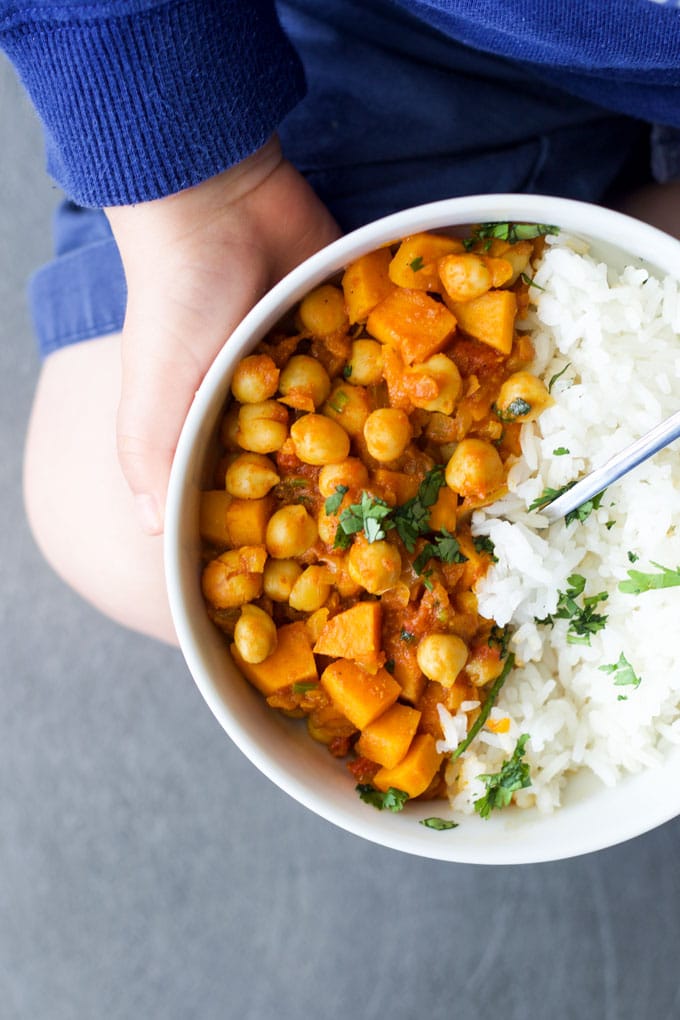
[[419, 817, 459, 831], [472, 534, 498, 561], [538, 574, 608, 645], [324, 484, 348, 516], [356, 785, 409, 812], [564, 488, 606, 525], [334, 491, 393, 548], [605, 520, 616, 531], [529, 481, 607, 525], [474, 734, 532, 819], [392, 466, 446, 552], [627, 551, 639, 564], [342, 364, 353, 379], [400, 630, 416, 643], [495, 397, 532, 423], [619, 561, 680, 595], [552, 447, 570, 456], [409, 255, 425, 272], [451, 654, 516, 759], [548, 362, 572, 393], [528, 481, 576, 512], [413, 529, 468, 575], [468, 222, 559, 246], [599, 652, 642, 691]]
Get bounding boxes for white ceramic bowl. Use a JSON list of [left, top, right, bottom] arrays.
[[165, 194, 680, 864]]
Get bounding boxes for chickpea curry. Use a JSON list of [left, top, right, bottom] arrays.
[[199, 224, 555, 811]]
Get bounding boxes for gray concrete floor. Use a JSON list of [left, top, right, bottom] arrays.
[[2, 53, 680, 1020]]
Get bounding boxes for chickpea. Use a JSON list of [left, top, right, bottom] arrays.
[[290, 413, 350, 465], [322, 383, 372, 438], [445, 438, 504, 499], [416, 633, 468, 687], [298, 284, 348, 337], [318, 458, 369, 498], [233, 604, 278, 664], [231, 354, 280, 404], [201, 552, 264, 609], [266, 505, 318, 558], [263, 558, 303, 602], [409, 354, 462, 415], [289, 566, 332, 613], [347, 539, 402, 594], [363, 408, 411, 462], [237, 400, 289, 454], [225, 452, 280, 499], [347, 339, 384, 385], [438, 253, 492, 302], [495, 371, 554, 423], [279, 355, 331, 409]]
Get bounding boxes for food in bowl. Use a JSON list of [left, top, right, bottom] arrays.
[[197, 220, 680, 827]]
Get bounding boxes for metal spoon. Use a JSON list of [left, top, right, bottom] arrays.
[[541, 409, 680, 523]]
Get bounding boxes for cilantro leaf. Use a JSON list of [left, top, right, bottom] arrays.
[[552, 447, 570, 456], [529, 481, 608, 525], [334, 491, 393, 548], [537, 574, 608, 645], [419, 817, 459, 830], [472, 534, 497, 561], [494, 397, 532, 423], [324, 484, 348, 516], [474, 734, 532, 819], [451, 654, 516, 759], [409, 255, 425, 272], [564, 489, 606, 525], [528, 481, 576, 512], [356, 785, 409, 812], [599, 652, 642, 690], [392, 466, 446, 552], [469, 222, 559, 246], [412, 529, 468, 575], [618, 561, 680, 595]]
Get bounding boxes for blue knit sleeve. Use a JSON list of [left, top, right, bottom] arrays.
[[0, 1, 307, 206]]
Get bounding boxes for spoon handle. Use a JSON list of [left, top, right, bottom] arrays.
[[542, 408, 680, 522]]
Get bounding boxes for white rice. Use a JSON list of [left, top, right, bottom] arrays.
[[437, 235, 680, 814]]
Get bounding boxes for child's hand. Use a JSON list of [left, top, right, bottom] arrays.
[[106, 136, 340, 534]]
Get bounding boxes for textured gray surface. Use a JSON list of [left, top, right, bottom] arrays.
[[2, 52, 680, 1020]]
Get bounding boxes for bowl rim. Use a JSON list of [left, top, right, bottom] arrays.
[[164, 193, 680, 864]]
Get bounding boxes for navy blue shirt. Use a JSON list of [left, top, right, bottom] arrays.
[[1, 0, 679, 206]]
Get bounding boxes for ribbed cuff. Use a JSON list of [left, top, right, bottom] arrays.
[[2, 0, 306, 206]]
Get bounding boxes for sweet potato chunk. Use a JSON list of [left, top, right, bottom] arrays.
[[356, 703, 422, 769], [320, 660, 400, 730], [449, 290, 517, 355], [367, 289, 457, 365], [372, 732, 443, 798], [342, 248, 395, 323], [199, 491, 274, 549], [231, 621, 317, 696], [313, 602, 382, 665], [388, 232, 464, 292], [200, 490, 233, 546]]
